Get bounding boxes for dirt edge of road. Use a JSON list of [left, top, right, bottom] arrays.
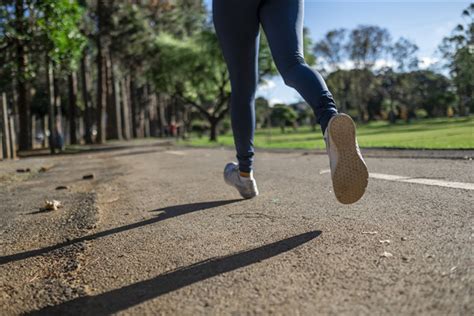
[[0, 156, 118, 314], [29, 192, 101, 310]]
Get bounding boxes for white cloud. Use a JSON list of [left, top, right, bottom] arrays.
[[419, 56, 440, 69], [268, 98, 283, 107], [319, 57, 445, 72], [374, 59, 396, 69], [321, 59, 396, 72], [259, 79, 276, 91]]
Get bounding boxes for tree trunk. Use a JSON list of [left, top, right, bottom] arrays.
[[80, 53, 94, 144], [46, 59, 55, 154], [15, 0, 30, 151], [157, 93, 167, 137], [106, 50, 122, 140], [181, 105, 189, 139], [209, 117, 218, 142], [131, 84, 145, 138], [113, 62, 123, 140], [130, 77, 138, 138], [68, 72, 78, 144], [42, 115, 48, 148], [1, 93, 11, 159], [53, 74, 64, 150], [147, 92, 158, 137], [31, 114, 36, 148], [120, 77, 132, 140], [139, 86, 146, 138], [96, 0, 107, 144], [143, 84, 150, 138]]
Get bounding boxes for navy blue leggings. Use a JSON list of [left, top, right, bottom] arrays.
[[213, 0, 338, 173]]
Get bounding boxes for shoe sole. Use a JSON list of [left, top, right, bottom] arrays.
[[328, 114, 368, 204]]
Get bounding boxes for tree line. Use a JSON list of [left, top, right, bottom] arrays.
[[0, 1, 472, 153], [312, 12, 473, 124]]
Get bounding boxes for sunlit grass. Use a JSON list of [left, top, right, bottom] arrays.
[[180, 116, 474, 149]]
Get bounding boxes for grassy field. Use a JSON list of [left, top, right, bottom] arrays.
[[181, 117, 474, 150]]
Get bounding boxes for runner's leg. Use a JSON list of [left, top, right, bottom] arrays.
[[259, 0, 338, 133], [213, 0, 261, 173]]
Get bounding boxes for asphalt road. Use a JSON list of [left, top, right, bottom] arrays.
[[1, 145, 473, 315]]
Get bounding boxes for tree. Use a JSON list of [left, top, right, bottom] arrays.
[[37, 0, 86, 149], [290, 102, 315, 129], [346, 25, 391, 121], [255, 97, 271, 128], [314, 28, 347, 71], [347, 25, 391, 69], [439, 3, 474, 115], [377, 67, 400, 122], [0, 4, 16, 94], [6, 1, 56, 149], [0, 0, 85, 151], [270, 104, 298, 133], [151, 30, 230, 141], [151, 27, 283, 141], [326, 69, 352, 113], [14, 0, 30, 151], [399, 71, 456, 118], [103, 1, 207, 140], [391, 37, 419, 72], [156, 0, 207, 38], [95, 0, 108, 144]]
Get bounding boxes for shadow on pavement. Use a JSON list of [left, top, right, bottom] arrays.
[[29, 230, 321, 315], [18, 140, 173, 158], [0, 199, 241, 265]]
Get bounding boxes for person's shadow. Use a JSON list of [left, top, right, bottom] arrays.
[[0, 199, 242, 265], [29, 230, 321, 315]]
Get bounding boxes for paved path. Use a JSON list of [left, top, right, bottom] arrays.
[[1, 146, 472, 315]]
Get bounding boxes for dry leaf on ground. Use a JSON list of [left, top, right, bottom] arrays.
[[40, 200, 63, 212], [380, 251, 393, 258]]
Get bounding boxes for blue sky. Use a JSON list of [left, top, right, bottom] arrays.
[[204, 1, 471, 104]]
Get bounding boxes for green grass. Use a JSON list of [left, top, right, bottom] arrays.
[[180, 117, 474, 150]]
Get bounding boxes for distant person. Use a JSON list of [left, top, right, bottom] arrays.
[[214, 0, 368, 204]]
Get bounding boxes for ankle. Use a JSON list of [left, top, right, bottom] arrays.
[[239, 171, 251, 178]]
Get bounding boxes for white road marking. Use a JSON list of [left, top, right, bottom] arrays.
[[369, 173, 474, 190], [164, 150, 186, 156], [368, 173, 407, 181], [319, 169, 474, 191]]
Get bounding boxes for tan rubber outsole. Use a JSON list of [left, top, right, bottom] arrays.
[[328, 114, 369, 204]]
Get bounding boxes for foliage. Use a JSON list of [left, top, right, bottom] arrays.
[[255, 97, 271, 128], [270, 104, 298, 133], [391, 37, 419, 72], [347, 25, 391, 70], [314, 28, 347, 70], [438, 3, 474, 115], [36, 0, 86, 72]]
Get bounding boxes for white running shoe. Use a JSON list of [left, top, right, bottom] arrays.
[[224, 162, 259, 199], [324, 113, 369, 204]]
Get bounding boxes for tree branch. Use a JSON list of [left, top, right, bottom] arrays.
[[214, 69, 229, 112], [214, 92, 230, 113], [177, 94, 210, 119], [215, 99, 231, 121]]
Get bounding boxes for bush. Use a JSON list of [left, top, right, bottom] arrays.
[[219, 119, 231, 134], [191, 120, 209, 138], [415, 109, 428, 119]]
